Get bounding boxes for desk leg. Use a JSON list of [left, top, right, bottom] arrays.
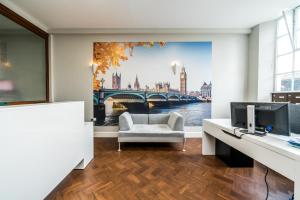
[[295, 162, 300, 200], [202, 131, 215, 155]]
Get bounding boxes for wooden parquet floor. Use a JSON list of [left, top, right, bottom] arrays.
[[46, 138, 293, 200]]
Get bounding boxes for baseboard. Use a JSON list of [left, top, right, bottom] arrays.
[[94, 131, 202, 138], [185, 131, 203, 138], [94, 131, 118, 138]]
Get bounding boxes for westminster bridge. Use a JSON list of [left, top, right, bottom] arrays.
[[93, 88, 200, 105]]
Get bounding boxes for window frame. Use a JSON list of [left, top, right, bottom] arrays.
[[274, 6, 300, 92]]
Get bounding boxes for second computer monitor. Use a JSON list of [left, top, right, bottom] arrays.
[[231, 102, 290, 136]]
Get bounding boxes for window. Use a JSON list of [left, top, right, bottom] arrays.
[[0, 5, 49, 104], [275, 6, 300, 92]]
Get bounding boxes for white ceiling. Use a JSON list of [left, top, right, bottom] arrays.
[[1, 0, 299, 33]]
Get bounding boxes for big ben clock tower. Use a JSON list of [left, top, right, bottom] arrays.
[[180, 66, 187, 95]]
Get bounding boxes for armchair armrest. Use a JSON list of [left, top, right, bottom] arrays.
[[119, 112, 133, 131], [168, 112, 184, 131]]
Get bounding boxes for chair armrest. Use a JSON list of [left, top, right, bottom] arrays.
[[119, 112, 133, 131], [168, 112, 184, 131]]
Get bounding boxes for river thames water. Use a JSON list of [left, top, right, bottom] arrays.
[[100, 102, 211, 126]]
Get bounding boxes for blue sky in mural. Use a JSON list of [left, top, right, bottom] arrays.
[[99, 42, 212, 91]]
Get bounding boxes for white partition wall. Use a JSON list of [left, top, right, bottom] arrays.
[[0, 102, 92, 200]]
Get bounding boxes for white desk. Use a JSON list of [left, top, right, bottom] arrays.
[[203, 119, 300, 200]]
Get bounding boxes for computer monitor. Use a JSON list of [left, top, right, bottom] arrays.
[[231, 102, 290, 136], [290, 104, 300, 134]]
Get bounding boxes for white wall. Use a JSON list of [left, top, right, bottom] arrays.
[[51, 34, 249, 122], [51, 35, 93, 121], [247, 25, 259, 101], [257, 20, 277, 101], [247, 20, 277, 102]]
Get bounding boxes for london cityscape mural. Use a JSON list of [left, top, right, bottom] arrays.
[[93, 42, 212, 126]]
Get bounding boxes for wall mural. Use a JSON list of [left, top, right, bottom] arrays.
[[93, 42, 212, 126]]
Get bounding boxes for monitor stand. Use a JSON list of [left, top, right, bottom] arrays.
[[242, 105, 266, 137], [247, 105, 255, 133]]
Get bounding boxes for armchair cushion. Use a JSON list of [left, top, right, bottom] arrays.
[[168, 112, 184, 131], [149, 113, 170, 124], [130, 114, 149, 124], [119, 124, 183, 138], [119, 112, 133, 131]]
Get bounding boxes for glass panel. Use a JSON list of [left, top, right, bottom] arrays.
[[286, 10, 294, 32], [295, 51, 300, 71], [296, 7, 300, 30], [276, 73, 293, 92], [294, 73, 300, 91], [296, 8, 300, 48], [276, 53, 293, 74], [277, 35, 293, 55], [277, 12, 293, 37], [295, 30, 300, 49], [0, 14, 46, 103]]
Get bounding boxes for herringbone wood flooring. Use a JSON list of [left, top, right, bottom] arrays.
[[46, 138, 293, 200]]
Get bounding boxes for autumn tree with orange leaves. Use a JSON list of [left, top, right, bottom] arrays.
[[93, 42, 166, 90]]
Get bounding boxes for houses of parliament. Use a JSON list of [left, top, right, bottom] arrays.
[[110, 66, 211, 98]]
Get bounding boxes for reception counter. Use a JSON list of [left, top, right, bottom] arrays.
[[0, 102, 93, 200]]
